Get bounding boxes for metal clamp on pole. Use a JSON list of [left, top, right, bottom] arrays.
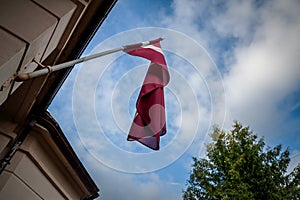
[[32, 58, 46, 68], [32, 58, 53, 74]]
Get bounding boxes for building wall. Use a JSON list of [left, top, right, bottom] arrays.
[[0, 0, 79, 105], [0, 0, 119, 199], [0, 125, 88, 199]]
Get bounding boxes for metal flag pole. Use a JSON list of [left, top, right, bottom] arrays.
[[16, 38, 163, 81]]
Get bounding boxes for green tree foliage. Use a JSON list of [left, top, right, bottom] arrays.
[[183, 121, 300, 200]]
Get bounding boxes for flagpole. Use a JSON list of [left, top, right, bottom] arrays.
[[15, 38, 164, 81]]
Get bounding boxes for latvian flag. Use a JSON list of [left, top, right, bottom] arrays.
[[123, 38, 170, 150]]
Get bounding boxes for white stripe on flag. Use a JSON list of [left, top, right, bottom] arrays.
[[142, 45, 164, 55]]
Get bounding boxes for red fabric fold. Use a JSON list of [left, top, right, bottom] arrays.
[[124, 39, 169, 150]]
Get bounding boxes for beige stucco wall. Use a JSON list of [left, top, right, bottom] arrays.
[[0, 0, 106, 198], [0, 124, 88, 199], [0, 0, 77, 105]]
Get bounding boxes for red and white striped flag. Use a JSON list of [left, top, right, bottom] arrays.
[[123, 38, 170, 150]]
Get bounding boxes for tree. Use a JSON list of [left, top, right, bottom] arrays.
[[183, 121, 300, 200]]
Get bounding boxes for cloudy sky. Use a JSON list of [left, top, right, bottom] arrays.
[[49, 0, 300, 199]]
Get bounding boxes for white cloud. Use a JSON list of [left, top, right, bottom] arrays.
[[211, 0, 258, 39], [223, 0, 300, 141]]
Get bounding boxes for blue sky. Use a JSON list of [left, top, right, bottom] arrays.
[[49, 0, 300, 199]]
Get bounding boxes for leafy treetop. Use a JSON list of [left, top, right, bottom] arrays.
[[183, 121, 300, 200]]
